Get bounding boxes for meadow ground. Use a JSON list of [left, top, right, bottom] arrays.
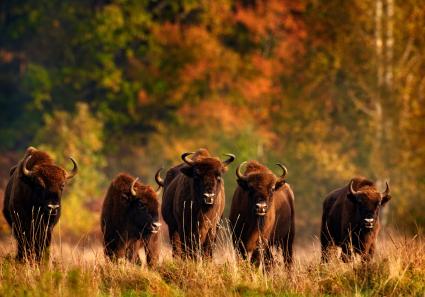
[[0, 227, 423, 297]]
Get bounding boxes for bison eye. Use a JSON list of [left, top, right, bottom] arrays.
[[217, 176, 221, 181], [137, 201, 146, 209]]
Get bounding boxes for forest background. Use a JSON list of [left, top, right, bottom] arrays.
[[0, 0, 424, 240]]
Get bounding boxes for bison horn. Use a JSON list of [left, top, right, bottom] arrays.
[[155, 167, 164, 190], [130, 177, 139, 196], [381, 181, 390, 197], [223, 153, 236, 166], [22, 155, 34, 177], [181, 152, 195, 166], [276, 163, 288, 179], [236, 161, 248, 180], [66, 157, 78, 179], [349, 180, 360, 195]]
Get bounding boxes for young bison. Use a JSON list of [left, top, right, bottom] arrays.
[[101, 171, 162, 266], [321, 177, 391, 262]]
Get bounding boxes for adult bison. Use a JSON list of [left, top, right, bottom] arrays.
[[320, 177, 391, 262], [160, 148, 235, 259], [3, 146, 78, 261], [229, 161, 295, 268], [101, 171, 163, 266]]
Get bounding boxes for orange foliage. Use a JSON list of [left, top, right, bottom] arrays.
[[178, 100, 251, 133]]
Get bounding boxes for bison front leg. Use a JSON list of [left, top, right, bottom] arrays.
[[125, 240, 142, 265], [263, 246, 275, 270], [35, 229, 52, 263], [144, 235, 159, 267], [320, 227, 333, 263], [341, 243, 353, 263], [202, 229, 215, 259], [251, 240, 273, 269], [169, 229, 183, 259], [15, 236, 29, 262], [361, 242, 375, 263]]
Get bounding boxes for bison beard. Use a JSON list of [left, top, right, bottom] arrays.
[[2, 146, 78, 262], [229, 160, 295, 269], [320, 177, 391, 263], [101, 172, 162, 266], [161, 148, 235, 259]]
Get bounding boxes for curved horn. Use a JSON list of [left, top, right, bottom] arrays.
[[223, 153, 236, 166], [181, 152, 195, 166], [236, 161, 248, 180], [66, 157, 78, 180], [276, 163, 288, 179], [155, 167, 164, 189], [22, 155, 34, 177], [349, 180, 360, 195], [130, 177, 139, 196], [381, 181, 390, 197]]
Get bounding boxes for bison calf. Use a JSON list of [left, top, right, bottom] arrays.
[[229, 161, 295, 268], [320, 177, 391, 262], [3, 146, 78, 262], [101, 171, 162, 266]]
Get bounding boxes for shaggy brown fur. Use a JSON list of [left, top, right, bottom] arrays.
[[101, 173, 161, 266], [161, 148, 234, 259], [320, 177, 391, 262], [2, 147, 76, 261], [229, 161, 295, 268]]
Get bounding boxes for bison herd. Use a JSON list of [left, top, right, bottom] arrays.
[[2, 146, 391, 268]]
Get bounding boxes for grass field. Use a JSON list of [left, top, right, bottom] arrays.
[[0, 228, 423, 297]]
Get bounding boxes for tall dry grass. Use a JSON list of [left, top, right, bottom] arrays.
[[0, 225, 424, 297]]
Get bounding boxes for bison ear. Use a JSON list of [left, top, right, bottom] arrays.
[[274, 179, 286, 191], [180, 166, 194, 177], [237, 179, 249, 190], [381, 194, 391, 206]]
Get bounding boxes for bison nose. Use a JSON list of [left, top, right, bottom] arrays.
[[203, 193, 215, 205], [364, 218, 374, 228], [47, 204, 60, 210], [151, 222, 161, 233], [255, 202, 267, 216], [47, 204, 60, 215]]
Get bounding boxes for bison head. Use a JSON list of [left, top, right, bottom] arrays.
[[236, 162, 287, 216], [21, 155, 78, 219], [348, 180, 391, 229], [180, 152, 235, 205], [122, 173, 162, 237]]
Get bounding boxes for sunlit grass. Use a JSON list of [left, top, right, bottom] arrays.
[[0, 230, 423, 297]]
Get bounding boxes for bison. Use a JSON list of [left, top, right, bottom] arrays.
[[320, 177, 391, 262], [101, 171, 163, 266], [160, 148, 235, 259], [3, 146, 78, 261], [229, 161, 295, 268]]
